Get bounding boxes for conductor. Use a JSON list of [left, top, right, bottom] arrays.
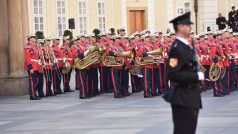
[[163, 12, 204, 134]]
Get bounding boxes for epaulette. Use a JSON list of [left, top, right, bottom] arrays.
[[24, 45, 32, 49], [71, 45, 79, 49], [173, 43, 178, 48]]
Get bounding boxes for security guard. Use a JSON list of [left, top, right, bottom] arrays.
[[163, 12, 204, 134]]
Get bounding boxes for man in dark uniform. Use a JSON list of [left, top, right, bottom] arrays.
[[228, 6, 236, 30], [163, 12, 204, 134], [216, 13, 227, 30]]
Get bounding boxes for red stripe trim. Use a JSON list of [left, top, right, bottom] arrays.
[[144, 68, 148, 96], [30, 73, 34, 97], [79, 71, 85, 97], [131, 75, 136, 92], [101, 67, 104, 90], [111, 68, 117, 95], [152, 68, 154, 94], [53, 70, 57, 93], [159, 66, 163, 91]]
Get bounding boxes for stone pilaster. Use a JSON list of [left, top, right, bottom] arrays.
[[0, 0, 29, 96]]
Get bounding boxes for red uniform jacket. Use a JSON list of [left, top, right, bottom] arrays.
[[52, 43, 64, 68], [24, 42, 39, 71]]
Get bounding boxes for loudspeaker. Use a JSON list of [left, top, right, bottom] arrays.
[[68, 18, 75, 29]]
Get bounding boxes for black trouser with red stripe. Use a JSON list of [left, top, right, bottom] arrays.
[[160, 63, 169, 93], [75, 68, 80, 90], [78, 69, 88, 98], [122, 67, 129, 94], [63, 68, 72, 92], [44, 69, 53, 96], [53, 68, 62, 94], [88, 67, 99, 96], [99, 66, 112, 93], [28, 71, 38, 98], [221, 67, 230, 94], [230, 61, 238, 91], [131, 75, 143, 93], [153, 67, 161, 95], [211, 77, 223, 96], [143, 68, 153, 97], [111, 68, 124, 97], [36, 72, 44, 97], [204, 65, 211, 91]]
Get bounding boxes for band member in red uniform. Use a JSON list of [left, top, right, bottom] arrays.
[[98, 33, 113, 93], [106, 35, 125, 98], [24, 35, 41, 100], [36, 40, 46, 98], [122, 35, 132, 96], [52, 37, 64, 95], [61, 36, 74, 93], [43, 38, 54, 96], [77, 35, 90, 99], [137, 34, 155, 98], [71, 37, 80, 91], [151, 34, 162, 96], [229, 33, 238, 91], [221, 30, 231, 94], [197, 33, 210, 91], [210, 37, 225, 97], [89, 35, 100, 96]]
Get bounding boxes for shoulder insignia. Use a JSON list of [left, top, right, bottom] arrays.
[[169, 58, 178, 68], [24, 45, 31, 49], [173, 43, 178, 48]]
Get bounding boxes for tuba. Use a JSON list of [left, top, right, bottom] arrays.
[[62, 58, 71, 74], [75, 45, 101, 70], [129, 65, 142, 75], [135, 48, 163, 66], [209, 56, 223, 81], [101, 49, 135, 67]]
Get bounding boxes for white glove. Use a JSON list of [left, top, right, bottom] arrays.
[[197, 72, 205, 81]]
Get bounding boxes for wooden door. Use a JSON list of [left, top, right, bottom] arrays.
[[129, 10, 145, 35]]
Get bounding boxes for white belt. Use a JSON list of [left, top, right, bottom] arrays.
[[65, 58, 72, 60], [56, 58, 63, 61], [31, 59, 39, 62]]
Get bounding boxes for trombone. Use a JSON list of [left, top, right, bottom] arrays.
[[48, 43, 62, 79], [43, 42, 53, 82]]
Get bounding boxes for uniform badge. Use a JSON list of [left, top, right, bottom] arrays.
[[169, 58, 178, 68]]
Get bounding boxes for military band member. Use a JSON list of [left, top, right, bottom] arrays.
[[52, 37, 64, 95], [37, 41, 46, 98], [43, 38, 54, 96], [210, 35, 225, 96], [98, 33, 113, 93], [89, 35, 100, 96], [61, 36, 74, 93], [229, 33, 238, 91], [77, 35, 90, 99], [71, 37, 80, 91], [137, 34, 155, 98], [24, 35, 41, 100]]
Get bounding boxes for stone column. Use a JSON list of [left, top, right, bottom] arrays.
[[0, 0, 29, 96], [147, 0, 155, 32], [0, 0, 9, 77], [8, 0, 26, 77]]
